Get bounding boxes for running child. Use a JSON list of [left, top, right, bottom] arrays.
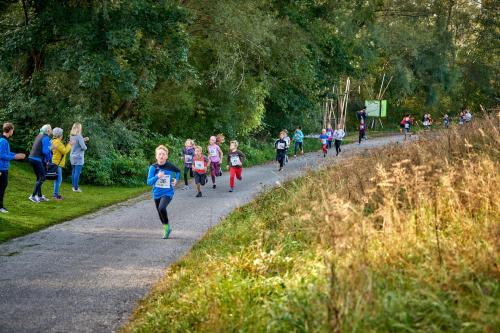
[[283, 129, 291, 164], [226, 140, 245, 192], [333, 124, 345, 156], [275, 131, 288, 171], [319, 128, 329, 157], [326, 124, 334, 149], [192, 145, 210, 197], [443, 114, 450, 128], [207, 136, 223, 189], [358, 120, 366, 144], [146, 145, 181, 239], [181, 139, 195, 190], [402, 114, 413, 140], [293, 126, 304, 157], [216, 133, 225, 176]]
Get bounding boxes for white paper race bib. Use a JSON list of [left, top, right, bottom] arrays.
[[322, 139, 327, 144], [209, 147, 218, 157], [230, 155, 241, 166], [155, 174, 171, 189], [404, 123, 410, 129], [184, 154, 193, 163], [277, 142, 285, 149], [194, 161, 205, 169]]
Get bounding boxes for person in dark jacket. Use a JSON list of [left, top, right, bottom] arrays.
[[0, 123, 26, 213], [28, 124, 53, 203]]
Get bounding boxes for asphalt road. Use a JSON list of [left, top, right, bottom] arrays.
[[0, 135, 406, 333]]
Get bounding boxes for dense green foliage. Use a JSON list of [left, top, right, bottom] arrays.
[[1, 0, 498, 184]]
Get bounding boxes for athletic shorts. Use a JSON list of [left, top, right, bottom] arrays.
[[194, 172, 207, 185]]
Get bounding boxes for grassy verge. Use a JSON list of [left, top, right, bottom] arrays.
[[122, 117, 499, 332], [0, 162, 147, 243]]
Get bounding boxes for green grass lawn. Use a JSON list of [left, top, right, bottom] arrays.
[[0, 161, 148, 243]]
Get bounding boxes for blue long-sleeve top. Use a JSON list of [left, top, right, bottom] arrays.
[[147, 161, 181, 199], [41, 136, 52, 162], [0, 135, 16, 171], [29, 134, 52, 163]]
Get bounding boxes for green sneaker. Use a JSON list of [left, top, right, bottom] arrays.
[[163, 225, 171, 239]]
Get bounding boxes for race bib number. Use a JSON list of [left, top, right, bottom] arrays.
[[230, 155, 241, 166], [194, 161, 205, 170], [155, 174, 171, 189], [209, 147, 218, 157], [321, 139, 327, 144], [404, 123, 410, 129], [184, 154, 193, 163], [277, 142, 285, 150]]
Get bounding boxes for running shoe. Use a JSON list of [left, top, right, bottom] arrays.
[[196, 192, 202, 197], [28, 195, 40, 203], [38, 196, 50, 202], [163, 226, 171, 239], [229, 188, 234, 192], [0, 208, 8, 213], [183, 185, 190, 190], [212, 184, 216, 189], [53, 195, 64, 200], [72, 187, 82, 193]]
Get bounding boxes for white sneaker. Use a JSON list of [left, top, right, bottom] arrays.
[[183, 185, 190, 190], [0, 208, 9, 213], [28, 195, 40, 203], [72, 188, 82, 193], [39, 196, 50, 202]]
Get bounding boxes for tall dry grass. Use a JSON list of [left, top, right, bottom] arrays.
[[299, 115, 500, 331]]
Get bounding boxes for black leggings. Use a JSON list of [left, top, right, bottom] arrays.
[[276, 153, 285, 168], [30, 159, 46, 197], [154, 196, 172, 225], [183, 166, 193, 186], [359, 131, 365, 144], [0, 170, 8, 209], [335, 140, 342, 155], [327, 140, 333, 149]]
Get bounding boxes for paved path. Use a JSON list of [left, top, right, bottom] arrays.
[[0, 135, 406, 333]]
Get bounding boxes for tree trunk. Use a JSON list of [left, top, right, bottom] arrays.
[[113, 100, 133, 120]]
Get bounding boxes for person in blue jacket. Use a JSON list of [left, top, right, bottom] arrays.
[[147, 145, 181, 239], [28, 124, 53, 203], [0, 122, 26, 213]]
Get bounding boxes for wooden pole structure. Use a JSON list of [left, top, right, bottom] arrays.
[[338, 77, 350, 130], [380, 76, 393, 99], [377, 73, 386, 100]]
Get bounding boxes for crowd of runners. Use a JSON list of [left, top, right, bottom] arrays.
[[0, 107, 474, 239], [398, 108, 473, 140]]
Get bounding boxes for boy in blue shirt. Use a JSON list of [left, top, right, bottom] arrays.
[[147, 145, 181, 239], [0, 123, 26, 213]]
